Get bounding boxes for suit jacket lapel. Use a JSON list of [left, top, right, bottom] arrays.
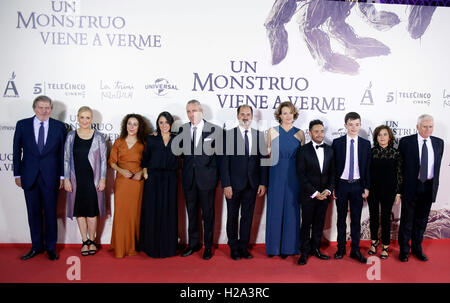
[[307, 142, 321, 174], [413, 134, 420, 169], [28, 116, 41, 155], [322, 145, 331, 173], [41, 118, 55, 154]]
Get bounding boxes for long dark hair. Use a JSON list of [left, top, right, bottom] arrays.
[[119, 113, 150, 144], [156, 111, 174, 135]]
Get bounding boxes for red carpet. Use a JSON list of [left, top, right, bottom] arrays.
[[1, 239, 449, 283]]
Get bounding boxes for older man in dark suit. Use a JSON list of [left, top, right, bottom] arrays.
[[173, 100, 223, 260], [13, 95, 67, 261], [221, 105, 268, 260], [398, 114, 444, 262], [296, 119, 335, 265]]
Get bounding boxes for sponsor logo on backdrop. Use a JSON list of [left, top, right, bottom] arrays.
[[100, 81, 134, 101], [145, 78, 178, 96], [16, 1, 162, 50], [360, 82, 374, 105], [443, 89, 450, 108], [192, 60, 346, 113], [367, 121, 417, 145], [0, 153, 14, 172], [331, 128, 347, 139], [68, 115, 119, 142], [0, 125, 15, 132], [33, 82, 86, 98], [3, 72, 19, 98], [386, 90, 432, 106]]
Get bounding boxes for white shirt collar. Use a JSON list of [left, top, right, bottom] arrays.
[[191, 119, 204, 130]]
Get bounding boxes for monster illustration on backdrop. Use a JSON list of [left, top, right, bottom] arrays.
[[265, 0, 436, 75]]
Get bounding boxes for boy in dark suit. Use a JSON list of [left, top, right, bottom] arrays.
[[332, 112, 371, 264]]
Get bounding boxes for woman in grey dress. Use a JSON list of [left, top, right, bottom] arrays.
[[64, 106, 107, 256]]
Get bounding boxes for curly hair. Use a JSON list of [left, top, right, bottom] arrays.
[[119, 113, 150, 144], [373, 125, 395, 147], [274, 101, 299, 123]]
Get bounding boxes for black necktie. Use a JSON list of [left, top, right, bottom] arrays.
[[38, 122, 45, 154], [244, 130, 249, 156], [315, 144, 324, 149], [192, 126, 197, 145], [419, 139, 428, 182]]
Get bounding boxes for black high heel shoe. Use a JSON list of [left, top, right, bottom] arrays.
[[380, 245, 389, 259], [368, 240, 379, 255], [81, 240, 90, 256], [88, 239, 97, 255]]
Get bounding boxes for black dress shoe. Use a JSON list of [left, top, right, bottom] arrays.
[[231, 249, 241, 260], [203, 248, 213, 260], [297, 254, 308, 265], [280, 254, 288, 259], [181, 243, 202, 257], [350, 251, 367, 264], [21, 249, 44, 260], [413, 251, 428, 262], [310, 249, 330, 260], [399, 252, 409, 262], [240, 249, 253, 259], [47, 250, 59, 261], [334, 249, 346, 259]]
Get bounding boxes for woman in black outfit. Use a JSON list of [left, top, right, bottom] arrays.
[[368, 125, 402, 259], [140, 112, 179, 258]]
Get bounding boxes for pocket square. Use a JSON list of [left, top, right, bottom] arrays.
[[204, 138, 213, 141]]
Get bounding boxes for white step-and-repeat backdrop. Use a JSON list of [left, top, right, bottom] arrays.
[[1, 0, 449, 245]]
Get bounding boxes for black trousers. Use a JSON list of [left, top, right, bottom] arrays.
[[23, 173, 59, 252], [225, 182, 258, 251], [398, 180, 433, 254], [335, 180, 364, 252], [367, 189, 395, 245], [300, 197, 329, 254], [184, 183, 215, 249]]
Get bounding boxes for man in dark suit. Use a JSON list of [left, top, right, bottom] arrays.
[[221, 105, 268, 260], [296, 120, 335, 265], [13, 95, 67, 261], [398, 114, 444, 262], [331, 112, 371, 263], [173, 100, 222, 260]]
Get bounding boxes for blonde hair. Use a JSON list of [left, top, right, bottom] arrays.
[[77, 106, 93, 117]]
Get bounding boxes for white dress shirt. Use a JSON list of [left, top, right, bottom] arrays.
[[311, 141, 331, 199], [340, 135, 361, 180], [417, 133, 435, 180], [34, 116, 49, 145], [238, 125, 252, 154], [191, 119, 204, 147]]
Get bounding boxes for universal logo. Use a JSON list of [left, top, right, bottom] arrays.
[[33, 82, 87, 98], [145, 78, 178, 96], [360, 82, 374, 105], [331, 128, 347, 139], [386, 90, 432, 106], [100, 80, 134, 101], [443, 89, 450, 109], [3, 72, 19, 98]]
